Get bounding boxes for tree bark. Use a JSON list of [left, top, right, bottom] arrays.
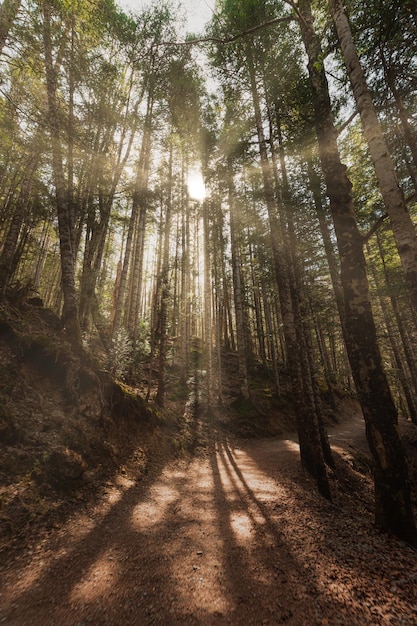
[[297, 0, 417, 546], [328, 0, 417, 313], [247, 47, 330, 498], [376, 232, 417, 405], [180, 192, 191, 386], [155, 140, 174, 407], [367, 243, 417, 422], [226, 154, 250, 399], [202, 193, 213, 406], [42, 0, 82, 348]]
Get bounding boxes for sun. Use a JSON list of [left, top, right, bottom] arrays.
[[187, 169, 206, 201]]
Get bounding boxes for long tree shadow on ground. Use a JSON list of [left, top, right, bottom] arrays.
[[2, 414, 417, 625], [240, 420, 417, 624]]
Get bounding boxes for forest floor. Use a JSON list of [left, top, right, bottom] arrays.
[[1, 404, 417, 625]]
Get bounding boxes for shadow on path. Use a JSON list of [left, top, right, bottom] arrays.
[[2, 412, 417, 625]]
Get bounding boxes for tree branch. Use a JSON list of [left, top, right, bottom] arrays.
[[337, 109, 359, 135], [405, 191, 417, 205], [362, 213, 388, 244], [158, 15, 295, 47]]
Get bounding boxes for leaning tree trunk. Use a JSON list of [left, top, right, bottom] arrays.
[[328, 0, 417, 314], [297, 0, 417, 546], [0, 170, 36, 296], [306, 156, 346, 331]]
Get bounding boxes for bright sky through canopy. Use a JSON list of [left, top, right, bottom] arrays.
[[118, 0, 215, 33], [187, 170, 206, 201]]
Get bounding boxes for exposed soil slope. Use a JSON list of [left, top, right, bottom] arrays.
[[0, 297, 178, 553]]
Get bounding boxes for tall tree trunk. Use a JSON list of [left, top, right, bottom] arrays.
[[124, 99, 153, 339], [261, 278, 281, 395], [79, 76, 140, 332], [67, 12, 76, 257], [306, 155, 351, 391], [376, 232, 417, 399], [155, 141, 174, 407], [328, 0, 417, 313], [180, 193, 191, 386], [32, 218, 51, 289], [275, 96, 335, 470], [202, 193, 213, 406], [146, 195, 165, 403], [306, 156, 346, 329], [247, 47, 330, 497], [214, 198, 235, 353], [367, 244, 417, 422], [226, 155, 250, 399], [297, 0, 417, 546], [249, 239, 267, 368], [42, 0, 82, 348], [308, 296, 336, 408]]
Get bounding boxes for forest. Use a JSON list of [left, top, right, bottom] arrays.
[[1, 0, 417, 622]]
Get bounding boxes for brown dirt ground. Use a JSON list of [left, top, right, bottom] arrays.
[[1, 409, 417, 626]]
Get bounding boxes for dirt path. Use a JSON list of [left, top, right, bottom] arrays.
[[1, 414, 417, 625]]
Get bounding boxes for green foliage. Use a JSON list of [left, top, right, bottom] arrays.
[[107, 327, 133, 380], [107, 323, 151, 382]]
